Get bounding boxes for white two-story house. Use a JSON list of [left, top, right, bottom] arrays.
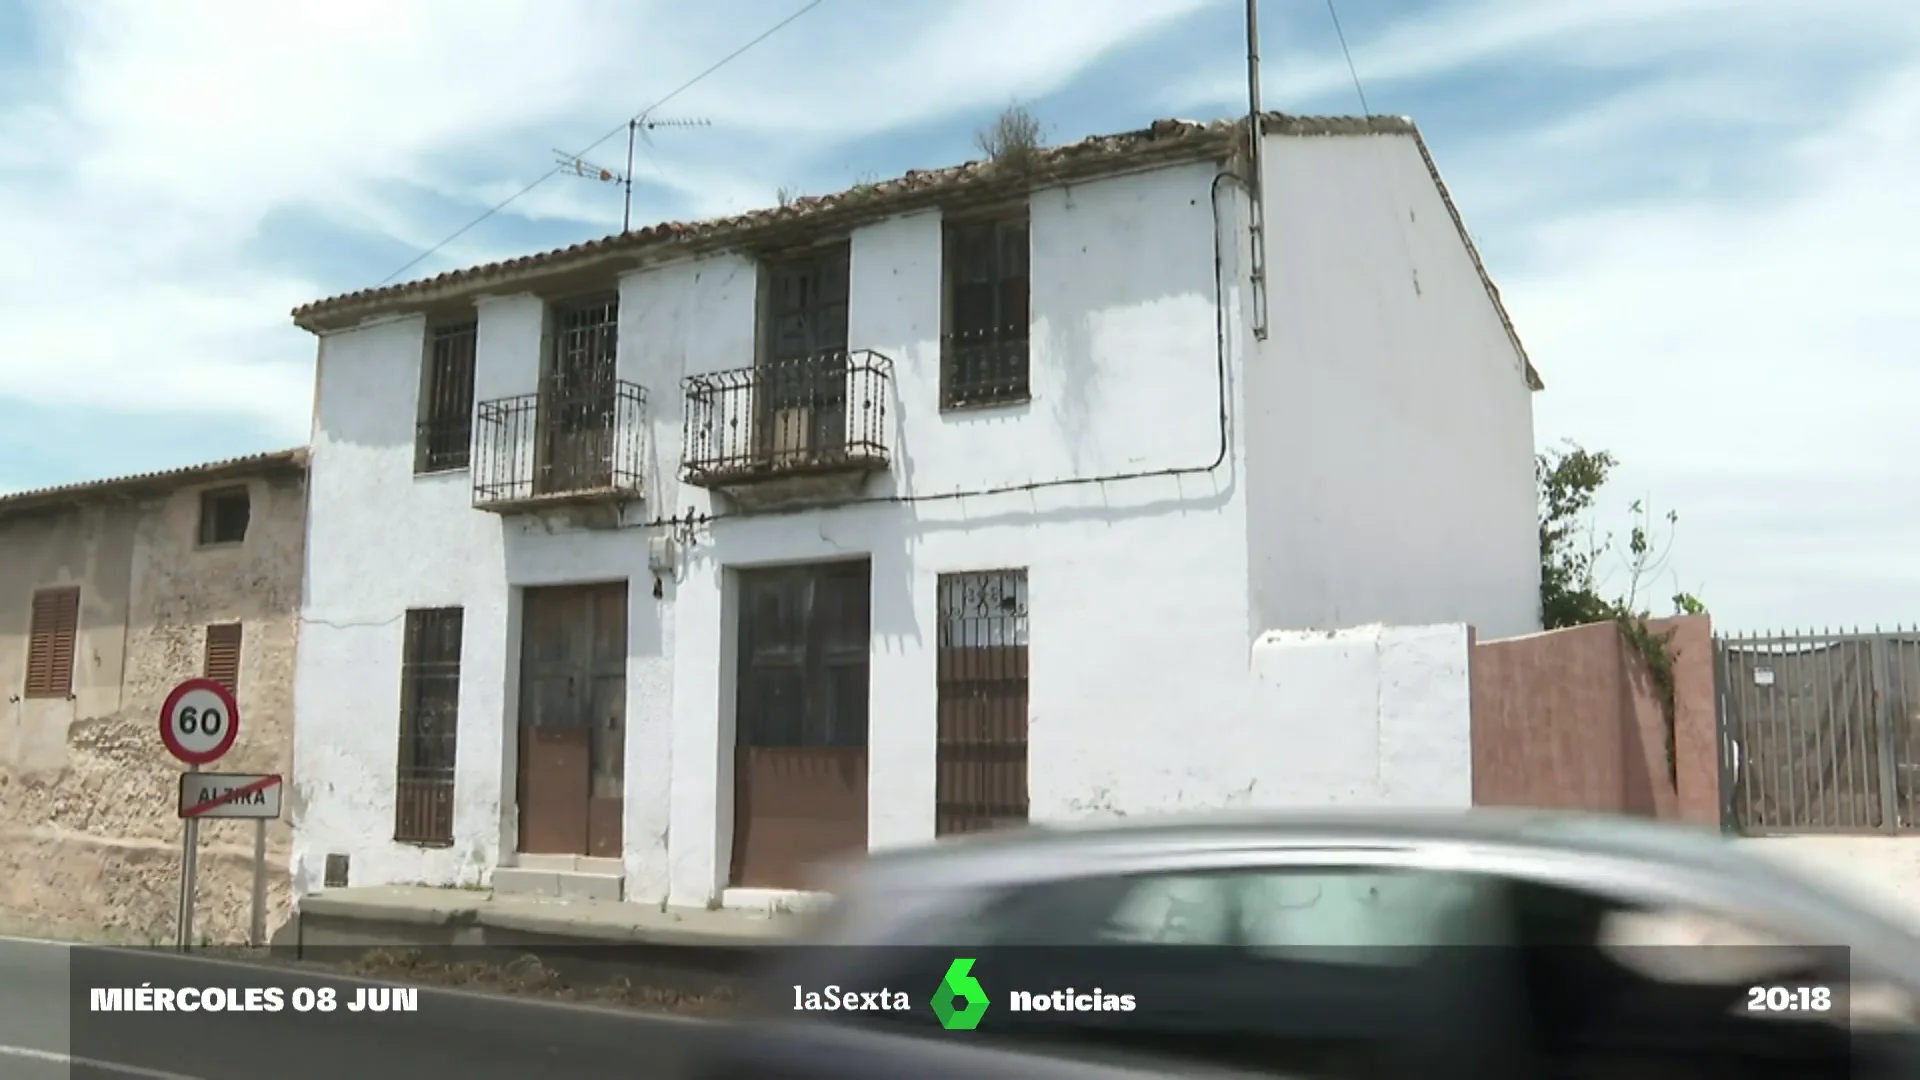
[[287, 113, 1543, 912]]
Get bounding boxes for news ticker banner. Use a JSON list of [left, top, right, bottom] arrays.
[[754, 944, 1857, 1034], [66, 943, 1859, 1032]]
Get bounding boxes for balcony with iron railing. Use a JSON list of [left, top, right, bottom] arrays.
[[472, 374, 648, 512], [681, 349, 892, 506]]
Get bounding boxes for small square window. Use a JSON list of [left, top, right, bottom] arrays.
[[197, 487, 250, 546]]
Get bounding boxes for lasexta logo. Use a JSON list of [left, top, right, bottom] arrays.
[[930, 957, 990, 1030]]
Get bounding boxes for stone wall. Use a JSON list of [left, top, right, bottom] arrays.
[[0, 463, 304, 944]]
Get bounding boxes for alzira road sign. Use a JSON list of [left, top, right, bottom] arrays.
[[179, 773, 282, 820], [159, 677, 240, 766]]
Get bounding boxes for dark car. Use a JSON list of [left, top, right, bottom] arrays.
[[683, 809, 1920, 1079]]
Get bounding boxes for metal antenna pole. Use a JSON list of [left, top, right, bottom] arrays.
[[552, 117, 708, 234], [622, 120, 637, 234], [1244, 0, 1270, 340]]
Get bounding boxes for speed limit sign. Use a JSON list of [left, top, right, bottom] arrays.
[[159, 677, 240, 766]]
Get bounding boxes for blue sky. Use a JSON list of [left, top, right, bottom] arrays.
[[0, 0, 1915, 630]]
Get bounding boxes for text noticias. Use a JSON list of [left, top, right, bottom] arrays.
[[1008, 988, 1137, 1013], [89, 985, 419, 1012]]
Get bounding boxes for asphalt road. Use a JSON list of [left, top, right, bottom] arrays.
[[0, 936, 717, 1079]]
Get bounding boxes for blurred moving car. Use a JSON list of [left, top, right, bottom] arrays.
[[683, 810, 1920, 1080]]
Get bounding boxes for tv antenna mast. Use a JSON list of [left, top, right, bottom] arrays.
[[554, 117, 712, 233]]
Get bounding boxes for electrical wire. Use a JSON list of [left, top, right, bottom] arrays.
[[378, 0, 826, 286], [1324, 0, 1371, 118], [636, 170, 1244, 536]]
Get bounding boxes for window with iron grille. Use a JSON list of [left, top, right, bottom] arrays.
[[197, 486, 250, 546], [941, 214, 1031, 409], [551, 297, 618, 388], [416, 321, 477, 473], [24, 586, 80, 699], [203, 623, 242, 693], [935, 569, 1029, 836], [395, 607, 463, 846]]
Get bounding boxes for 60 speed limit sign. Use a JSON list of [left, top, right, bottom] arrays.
[[159, 677, 240, 766]]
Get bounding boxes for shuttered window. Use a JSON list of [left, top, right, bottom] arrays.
[[24, 587, 80, 699], [204, 623, 243, 692]]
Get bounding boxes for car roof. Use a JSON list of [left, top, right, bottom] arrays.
[[829, 809, 1920, 973], [864, 807, 1743, 874], [843, 808, 1853, 911]]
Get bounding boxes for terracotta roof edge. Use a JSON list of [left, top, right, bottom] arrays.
[[0, 447, 309, 520]]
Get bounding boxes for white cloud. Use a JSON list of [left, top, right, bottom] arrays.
[[1164, 0, 1920, 627], [10, 0, 1918, 630], [1173, 0, 1919, 112], [1499, 61, 1920, 630], [0, 0, 1205, 447]]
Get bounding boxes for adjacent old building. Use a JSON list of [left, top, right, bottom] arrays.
[[287, 112, 1543, 913], [0, 450, 306, 942]]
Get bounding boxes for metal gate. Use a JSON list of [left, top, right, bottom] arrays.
[[1717, 628, 1920, 833]]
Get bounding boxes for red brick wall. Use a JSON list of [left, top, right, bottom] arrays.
[[1472, 615, 1717, 824]]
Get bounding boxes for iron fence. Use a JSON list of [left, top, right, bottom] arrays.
[[935, 569, 1030, 837], [941, 329, 1030, 409], [472, 375, 647, 508], [681, 350, 891, 486], [1718, 627, 1920, 833]]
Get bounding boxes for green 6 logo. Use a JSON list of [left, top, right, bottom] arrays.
[[930, 958, 990, 1031]]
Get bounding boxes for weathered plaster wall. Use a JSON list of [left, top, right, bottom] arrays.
[[1247, 130, 1540, 642], [295, 160, 1257, 905], [1240, 623, 1475, 809], [0, 468, 304, 943], [0, 502, 136, 773], [294, 135, 1532, 908]]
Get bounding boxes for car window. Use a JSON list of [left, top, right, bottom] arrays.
[[848, 863, 1531, 1079], [979, 866, 1512, 958], [1498, 876, 1919, 1080], [1595, 903, 1919, 1030]]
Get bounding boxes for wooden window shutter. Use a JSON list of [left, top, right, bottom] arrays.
[[24, 587, 80, 699], [204, 623, 243, 692]]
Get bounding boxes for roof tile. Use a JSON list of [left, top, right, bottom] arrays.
[[292, 112, 1539, 389]]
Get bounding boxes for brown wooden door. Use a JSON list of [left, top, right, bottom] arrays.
[[518, 582, 627, 857], [758, 247, 850, 468], [538, 298, 618, 494], [731, 561, 870, 888]]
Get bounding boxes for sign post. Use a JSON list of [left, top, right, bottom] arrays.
[[252, 819, 267, 946], [177, 772, 282, 947], [160, 677, 241, 952]]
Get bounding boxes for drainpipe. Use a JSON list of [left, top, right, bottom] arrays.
[[1245, 0, 1270, 341]]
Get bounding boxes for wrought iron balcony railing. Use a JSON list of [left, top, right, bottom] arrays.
[[681, 350, 892, 489], [472, 375, 647, 510]]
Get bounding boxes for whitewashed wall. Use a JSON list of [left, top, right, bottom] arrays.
[[294, 160, 1256, 908], [1246, 131, 1540, 642], [293, 135, 1532, 910], [1035, 621, 1477, 814]]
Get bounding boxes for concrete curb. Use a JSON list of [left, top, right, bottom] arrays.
[[282, 908, 771, 997]]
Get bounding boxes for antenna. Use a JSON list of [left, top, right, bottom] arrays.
[[554, 116, 712, 234]]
